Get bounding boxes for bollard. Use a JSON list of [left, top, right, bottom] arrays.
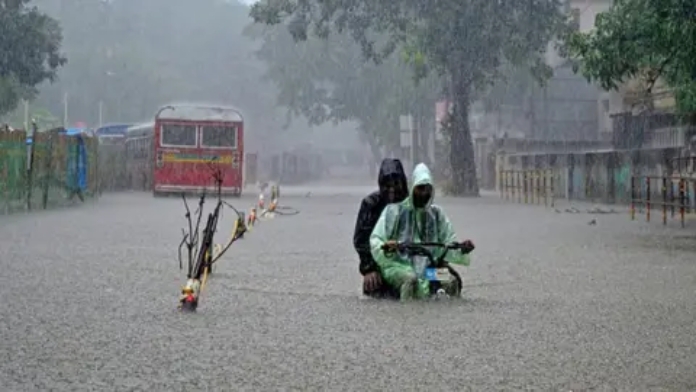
[[517, 171, 522, 203]]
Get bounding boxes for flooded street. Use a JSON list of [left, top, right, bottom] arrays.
[[1, 188, 695, 391]]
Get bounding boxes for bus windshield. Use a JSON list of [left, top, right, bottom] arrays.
[[201, 125, 237, 148], [161, 124, 197, 147]]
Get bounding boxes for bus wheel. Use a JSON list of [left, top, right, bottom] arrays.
[[153, 191, 165, 198]]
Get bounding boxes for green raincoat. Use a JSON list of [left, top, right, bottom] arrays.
[[369, 163, 470, 300]]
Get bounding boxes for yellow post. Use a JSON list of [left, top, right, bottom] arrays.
[[550, 170, 555, 208]]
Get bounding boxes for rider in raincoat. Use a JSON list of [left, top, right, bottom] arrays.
[[353, 158, 409, 297], [369, 163, 473, 300]]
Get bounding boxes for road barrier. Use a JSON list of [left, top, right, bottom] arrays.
[[499, 170, 555, 207], [630, 176, 696, 227]]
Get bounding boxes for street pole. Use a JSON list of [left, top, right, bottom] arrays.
[[63, 92, 68, 128], [98, 100, 104, 127], [23, 100, 29, 131], [409, 115, 415, 168]]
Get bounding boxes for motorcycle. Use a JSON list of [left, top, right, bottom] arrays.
[[366, 241, 473, 300]]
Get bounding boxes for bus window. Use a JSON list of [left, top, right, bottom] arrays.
[[161, 124, 197, 147], [201, 125, 237, 148]]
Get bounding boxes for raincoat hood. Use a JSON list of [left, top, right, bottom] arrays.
[[407, 163, 434, 208], [377, 158, 408, 201]]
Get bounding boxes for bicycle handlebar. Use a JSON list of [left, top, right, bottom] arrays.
[[380, 241, 474, 267]]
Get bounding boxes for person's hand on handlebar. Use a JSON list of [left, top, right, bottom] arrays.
[[381, 240, 398, 253], [458, 240, 475, 254]]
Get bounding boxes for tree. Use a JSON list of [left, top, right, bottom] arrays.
[[566, 0, 696, 114], [246, 22, 441, 164], [0, 0, 66, 116], [30, 0, 290, 147], [250, 0, 565, 196]]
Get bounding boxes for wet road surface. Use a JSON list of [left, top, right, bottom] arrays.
[[1, 187, 695, 391]]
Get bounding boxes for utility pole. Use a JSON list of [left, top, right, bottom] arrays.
[[23, 100, 29, 131], [98, 101, 104, 127], [63, 92, 69, 128]]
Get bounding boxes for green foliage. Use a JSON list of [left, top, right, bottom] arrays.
[[0, 104, 59, 130], [28, 0, 286, 140], [250, 0, 565, 195], [246, 21, 441, 155], [566, 0, 696, 113], [251, 0, 563, 86], [0, 0, 66, 115]]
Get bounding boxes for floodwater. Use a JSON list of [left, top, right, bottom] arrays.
[[1, 186, 695, 391]]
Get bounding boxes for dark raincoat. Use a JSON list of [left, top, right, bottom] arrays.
[[353, 159, 408, 284]]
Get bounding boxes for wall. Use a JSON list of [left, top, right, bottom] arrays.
[[497, 147, 690, 204]]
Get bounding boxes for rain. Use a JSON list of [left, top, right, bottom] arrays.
[[1, 0, 695, 390]]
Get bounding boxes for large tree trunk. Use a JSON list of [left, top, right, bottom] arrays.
[[358, 127, 383, 177], [367, 136, 382, 177], [449, 76, 480, 196]]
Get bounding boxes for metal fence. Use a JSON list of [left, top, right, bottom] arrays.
[[499, 169, 556, 207]]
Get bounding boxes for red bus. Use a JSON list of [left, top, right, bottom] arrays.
[[152, 104, 244, 196]]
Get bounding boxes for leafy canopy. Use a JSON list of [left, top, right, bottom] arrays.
[[246, 21, 440, 152], [250, 0, 566, 195], [28, 0, 289, 142], [251, 0, 564, 88], [566, 0, 696, 113], [0, 0, 66, 116]]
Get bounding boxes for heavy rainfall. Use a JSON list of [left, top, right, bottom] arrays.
[[1, 0, 695, 390]]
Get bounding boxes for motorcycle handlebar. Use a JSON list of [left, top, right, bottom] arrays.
[[380, 241, 474, 266], [380, 242, 470, 252]]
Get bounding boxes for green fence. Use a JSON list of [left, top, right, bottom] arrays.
[[0, 129, 100, 214]]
